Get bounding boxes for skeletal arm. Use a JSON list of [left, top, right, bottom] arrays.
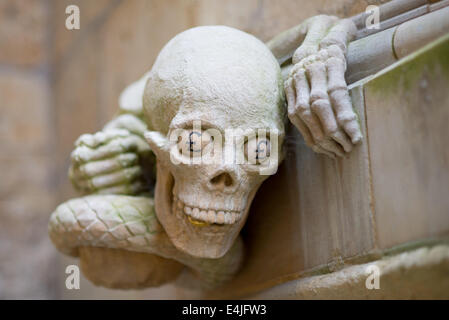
[[267, 15, 337, 66], [69, 76, 156, 196], [267, 15, 363, 158]]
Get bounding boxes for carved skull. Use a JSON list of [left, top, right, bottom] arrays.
[[143, 26, 285, 259]]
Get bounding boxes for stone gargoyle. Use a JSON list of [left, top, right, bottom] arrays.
[[49, 15, 362, 289]]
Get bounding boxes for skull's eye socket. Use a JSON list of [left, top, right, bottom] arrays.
[[177, 129, 213, 158], [244, 137, 271, 165]]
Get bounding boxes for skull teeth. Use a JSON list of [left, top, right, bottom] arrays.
[[173, 196, 241, 225]]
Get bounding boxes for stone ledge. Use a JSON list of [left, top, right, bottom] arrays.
[[249, 244, 449, 299]]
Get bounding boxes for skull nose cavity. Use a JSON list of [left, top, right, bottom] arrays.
[[210, 172, 234, 189]]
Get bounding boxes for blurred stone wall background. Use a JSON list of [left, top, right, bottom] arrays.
[[0, 0, 58, 299], [0, 0, 389, 299]]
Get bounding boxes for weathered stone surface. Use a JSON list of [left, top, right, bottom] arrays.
[[48, 0, 394, 299], [208, 84, 374, 298], [214, 34, 449, 299], [6, 0, 445, 300], [0, 0, 49, 66], [364, 35, 449, 249], [251, 244, 449, 299]]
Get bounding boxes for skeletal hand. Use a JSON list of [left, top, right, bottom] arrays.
[[69, 128, 152, 195], [285, 17, 362, 158]]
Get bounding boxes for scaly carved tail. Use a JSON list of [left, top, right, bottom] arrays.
[[48, 195, 243, 288]]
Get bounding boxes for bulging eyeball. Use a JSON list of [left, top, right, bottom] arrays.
[[176, 129, 213, 159], [245, 136, 271, 165]]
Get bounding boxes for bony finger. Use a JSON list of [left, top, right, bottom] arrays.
[[75, 129, 129, 148], [68, 165, 84, 191], [318, 138, 345, 158], [312, 145, 336, 159], [329, 89, 362, 144], [103, 114, 148, 136], [78, 153, 139, 178], [134, 135, 151, 153], [75, 133, 96, 148], [92, 129, 130, 147], [326, 45, 346, 67], [325, 56, 362, 144], [289, 114, 315, 148], [71, 161, 143, 192], [292, 69, 326, 144], [71, 136, 140, 163], [308, 61, 328, 99], [90, 166, 143, 190], [330, 130, 353, 153], [292, 45, 318, 65], [311, 99, 338, 136], [326, 57, 347, 94], [69, 172, 94, 192], [301, 55, 318, 69], [298, 110, 325, 147], [292, 68, 311, 117], [343, 118, 363, 144], [284, 78, 296, 113], [307, 60, 338, 135], [316, 48, 329, 62], [292, 15, 337, 64], [319, 18, 357, 53]]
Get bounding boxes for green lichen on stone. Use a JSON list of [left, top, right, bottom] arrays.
[[383, 237, 449, 257], [366, 33, 449, 96], [290, 236, 449, 282]]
